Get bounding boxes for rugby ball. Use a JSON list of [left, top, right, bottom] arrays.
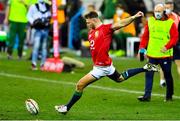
[[25, 99, 39, 115]]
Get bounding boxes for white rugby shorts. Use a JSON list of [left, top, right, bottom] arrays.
[[90, 64, 116, 79]]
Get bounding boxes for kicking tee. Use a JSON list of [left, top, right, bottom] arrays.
[[88, 24, 113, 66]]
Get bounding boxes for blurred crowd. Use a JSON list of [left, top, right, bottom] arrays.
[[0, 0, 179, 60]]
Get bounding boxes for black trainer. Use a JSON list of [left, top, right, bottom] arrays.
[[164, 97, 173, 102], [137, 95, 151, 102]]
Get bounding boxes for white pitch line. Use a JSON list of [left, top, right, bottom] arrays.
[[0, 72, 180, 99]]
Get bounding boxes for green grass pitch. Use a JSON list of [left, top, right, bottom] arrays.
[[0, 52, 180, 120]]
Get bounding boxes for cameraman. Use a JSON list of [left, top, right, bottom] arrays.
[[27, 0, 51, 70]]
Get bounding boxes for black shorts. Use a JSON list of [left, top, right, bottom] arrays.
[[173, 44, 180, 60]]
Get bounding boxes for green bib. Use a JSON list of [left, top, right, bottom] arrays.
[[147, 17, 174, 58], [9, 0, 37, 23]]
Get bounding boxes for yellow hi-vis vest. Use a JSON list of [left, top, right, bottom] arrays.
[[147, 17, 174, 58], [8, 0, 34, 23]]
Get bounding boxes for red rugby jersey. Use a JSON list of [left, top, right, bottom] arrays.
[[88, 24, 113, 66]]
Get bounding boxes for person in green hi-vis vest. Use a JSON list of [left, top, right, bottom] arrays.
[[4, 0, 37, 59], [138, 4, 178, 102]]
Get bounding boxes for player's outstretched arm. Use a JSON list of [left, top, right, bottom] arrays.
[[111, 11, 144, 31]]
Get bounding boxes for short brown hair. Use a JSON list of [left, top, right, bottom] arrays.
[[84, 11, 98, 19]]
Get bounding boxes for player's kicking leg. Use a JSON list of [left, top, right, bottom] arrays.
[[108, 63, 159, 82], [55, 73, 97, 114], [121, 63, 160, 80]]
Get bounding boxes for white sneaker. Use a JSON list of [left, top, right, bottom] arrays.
[[143, 63, 160, 72], [55, 105, 68, 114]]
